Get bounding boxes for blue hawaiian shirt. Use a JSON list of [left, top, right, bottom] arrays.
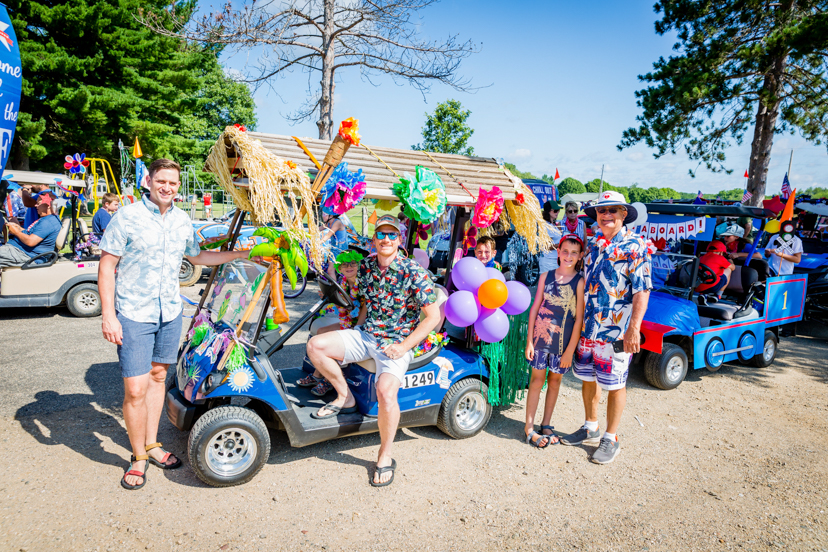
[[582, 227, 652, 342], [99, 195, 200, 323]]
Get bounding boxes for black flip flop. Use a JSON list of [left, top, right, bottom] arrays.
[[370, 459, 396, 487], [310, 402, 358, 419]]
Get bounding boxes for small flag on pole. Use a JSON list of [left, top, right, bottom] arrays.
[[554, 168, 560, 180], [693, 190, 706, 205], [781, 173, 792, 199], [742, 190, 753, 203], [744, 169, 749, 178]]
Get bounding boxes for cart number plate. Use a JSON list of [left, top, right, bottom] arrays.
[[402, 371, 435, 389]]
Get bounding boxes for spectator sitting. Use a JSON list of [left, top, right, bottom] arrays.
[[696, 241, 735, 297], [474, 235, 501, 270], [93, 193, 120, 235], [21, 185, 51, 227], [0, 191, 61, 268]]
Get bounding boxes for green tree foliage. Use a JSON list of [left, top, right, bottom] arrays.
[[557, 177, 586, 196], [584, 179, 631, 202], [503, 162, 537, 180], [619, 1, 828, 205], [10, 0, 257, 171], [412, 99, 475, 156]]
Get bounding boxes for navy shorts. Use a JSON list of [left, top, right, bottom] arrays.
[[117, 311, 183, 378], [530, 350, 570, 374]]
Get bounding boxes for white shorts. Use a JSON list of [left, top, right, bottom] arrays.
[[338, 329, 413, 384]]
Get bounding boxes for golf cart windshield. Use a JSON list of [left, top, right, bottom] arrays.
[[205, 259, 269, 340], [651, 252, 700, 299]]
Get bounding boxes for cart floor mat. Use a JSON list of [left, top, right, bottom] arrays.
[[278, 367, 376, 431]]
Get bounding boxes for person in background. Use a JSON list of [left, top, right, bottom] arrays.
[[92, 193, 120, 235], [0, 191, 61, 267], [21, 185, 52, 227], [765, 220, 802, 276], [3, 180, 25, 223], [562, 201, 586, 242], [696, 241, 735, 297], [474, 235, 501, 270], [539, 200, 563, 273]]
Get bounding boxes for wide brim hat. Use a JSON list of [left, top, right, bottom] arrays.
[[583, 191, 638, 225]]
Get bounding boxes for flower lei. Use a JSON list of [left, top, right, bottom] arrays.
[[472, 186, 504, 228], [321, 162, 367, 215], [413, 331, 449, 357]]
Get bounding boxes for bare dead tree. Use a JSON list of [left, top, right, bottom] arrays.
[[139, 0, 479, 139]]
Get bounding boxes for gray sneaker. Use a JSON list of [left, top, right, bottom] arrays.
[[590, 437, 620, 464], [560, 426, 601, 446]]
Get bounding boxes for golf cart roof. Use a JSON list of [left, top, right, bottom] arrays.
[[795, 202, 828, 217], [221, 132, 524, 206], [644, 202, 775, 218]]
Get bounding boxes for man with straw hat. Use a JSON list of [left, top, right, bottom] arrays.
[[307, 214, 440, 487], [560, 191, 652, 464]]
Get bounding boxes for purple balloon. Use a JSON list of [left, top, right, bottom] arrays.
[[445, 290, 480, 328], [486, 267, 506, 283], [502, 281, 531, 315], [452, 257, 488, 292], [474, 308, 510, 343]]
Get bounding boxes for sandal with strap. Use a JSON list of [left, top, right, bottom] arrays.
[[540, 425, 560, 445], [296, 374, 320, 388], [525, 430, 551, 449], [145, 442, 182, 470], [310, 378, 334, 397], [121, 454, 148, 490]]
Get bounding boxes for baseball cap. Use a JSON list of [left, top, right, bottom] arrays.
[[374, 214, 401, 233], [707, 240, 727, 253]]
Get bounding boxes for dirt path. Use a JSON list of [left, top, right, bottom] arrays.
[[1, 281, 827, 551]]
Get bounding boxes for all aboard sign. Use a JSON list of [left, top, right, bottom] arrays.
[[0, 5, 21, 180]]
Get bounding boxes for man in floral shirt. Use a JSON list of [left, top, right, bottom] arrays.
[[307, 215, 440, 486], [560, 191, 652, 465]]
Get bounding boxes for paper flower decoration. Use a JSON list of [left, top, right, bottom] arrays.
[[321, 162, 367, 215], [233, 123, 247, 132], [462, 226, 478, 253], [373, 199, 398, 211], [338, 117, 361, 146], [64, 153, 90, 175], [472, 186, 504, 228], [392, 165, 447, 225]]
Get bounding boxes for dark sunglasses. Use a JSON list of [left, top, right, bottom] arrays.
[[596, 206, 625, 215], [375, 231, 400, 240], [566, 209, 578, 214]]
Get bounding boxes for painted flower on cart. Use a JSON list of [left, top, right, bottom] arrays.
[[321, 162, 367, 215], [472, 186, 504, 228], [392, 165, 447, 224]]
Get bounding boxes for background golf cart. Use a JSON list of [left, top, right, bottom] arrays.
[[633, 203, 805, 390]]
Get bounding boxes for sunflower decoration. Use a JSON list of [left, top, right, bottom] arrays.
[[321, 162, 367, 215], [392, 165, 447, 225], [472, 186, 505, 228]]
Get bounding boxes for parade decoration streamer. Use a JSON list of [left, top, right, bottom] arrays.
[[477, 311, 530, 406]]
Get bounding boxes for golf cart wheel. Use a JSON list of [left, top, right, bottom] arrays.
[[282, 269, 307, 299], [66, 283, 102, 317], [437, 378, 492, 439], [516, 256, 540, 287], [643, 343, 688, 390], [188, 405, 271, 487], [179, 259, 202, 287], [752, 330, 778, 368]]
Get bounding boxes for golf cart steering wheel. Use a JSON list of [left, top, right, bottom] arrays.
[[697, 263, 718, 286], [316, 271, 352, 308]]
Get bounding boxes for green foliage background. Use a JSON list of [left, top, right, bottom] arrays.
[[412, 99, 475, 156]]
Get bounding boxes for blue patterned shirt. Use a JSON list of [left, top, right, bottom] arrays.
[[583, 227, 652, 342], [99, 195, 200, 323]]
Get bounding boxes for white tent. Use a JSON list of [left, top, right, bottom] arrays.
[[3, 170, 65, 187], [561, 192, 600, 209]]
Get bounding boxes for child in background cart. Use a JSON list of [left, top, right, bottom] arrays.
[[474, 235, 502, 271], [523, 234, 585, 448], [297, 250, 365, 396], [696, 241, 735, 298]]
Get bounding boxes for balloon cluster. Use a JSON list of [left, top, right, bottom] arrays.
[[64, 153, 90, 175], [444, 257, 532, 343]]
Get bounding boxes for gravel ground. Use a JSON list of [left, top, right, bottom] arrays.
[[1, 274, 828, 552]]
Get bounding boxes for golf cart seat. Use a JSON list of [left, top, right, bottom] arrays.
[[356, 284, 449, 373], [56, 217, 89, 253]]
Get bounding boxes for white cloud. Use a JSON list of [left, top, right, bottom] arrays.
[[512, 148, 532, 160]]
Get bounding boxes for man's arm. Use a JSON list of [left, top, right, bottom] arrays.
[[356, 304, 367, 327], [5, 223, 44, 247], [98, 252, 123, 345], [623, 290, 650, 354], [387, 301, 441, 357], [186, 250, 249, 266]]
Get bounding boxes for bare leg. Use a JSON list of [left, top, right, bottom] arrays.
[[540, 373, 563, 443], [524, 369, 550, 446], [123, 374, 150, 485], [605, 387, 626, 434], [582, 380, 601, 424], [307, 332, 354, 415], [143, 362, 176, 465], [374, 373, 401, 484]]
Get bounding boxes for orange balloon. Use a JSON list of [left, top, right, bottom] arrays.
[[478, 279, 508, 309]]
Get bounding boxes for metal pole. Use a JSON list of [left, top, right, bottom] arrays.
[[599, 164, 605, 195], [787, 149, 794, 179]]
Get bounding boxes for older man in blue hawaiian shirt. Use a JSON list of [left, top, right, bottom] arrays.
[[99, 159, 251, 490], [307, 214, 440, 486], [560, 191, 652, 465]]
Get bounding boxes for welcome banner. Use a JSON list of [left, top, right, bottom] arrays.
[[633, 214, 714, 242], [0, 5, 21, 180]]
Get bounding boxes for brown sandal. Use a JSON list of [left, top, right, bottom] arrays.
[[121, 454, 148, 490], [145, 442, 182, 470]]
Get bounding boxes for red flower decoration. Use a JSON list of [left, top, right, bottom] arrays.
[[234, 124, 247, 132], [515, 193, 525, 205]]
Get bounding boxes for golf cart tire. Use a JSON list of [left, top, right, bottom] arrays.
[[66, 283, 102, 317], [752, 330, 778, 368], [179, 259, 202, 287], [516, 257, 540, 287], [644, 343, 688, 390], [437, 378, 492, 439], [188, 405, 271, 488]]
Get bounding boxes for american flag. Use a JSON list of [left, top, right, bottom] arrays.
[[697, 190, 704, 200], [692, 190, 706, 205], [742, 190, 753, 203], [781, 173, 792, 199]]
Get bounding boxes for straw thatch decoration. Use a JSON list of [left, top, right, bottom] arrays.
[[499, 175, 551, 255], [206, 125, 324, 267]]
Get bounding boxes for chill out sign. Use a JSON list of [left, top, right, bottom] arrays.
[[0, 6, 21, 180]]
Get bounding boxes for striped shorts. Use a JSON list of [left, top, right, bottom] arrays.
[[572, 337, 632, 391]]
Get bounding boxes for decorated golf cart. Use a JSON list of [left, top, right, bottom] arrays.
[[165, 121, 551, 487], [630, 202, 806, 390]]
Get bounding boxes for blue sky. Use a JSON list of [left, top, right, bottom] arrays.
[[217, 0, 827, 195]]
